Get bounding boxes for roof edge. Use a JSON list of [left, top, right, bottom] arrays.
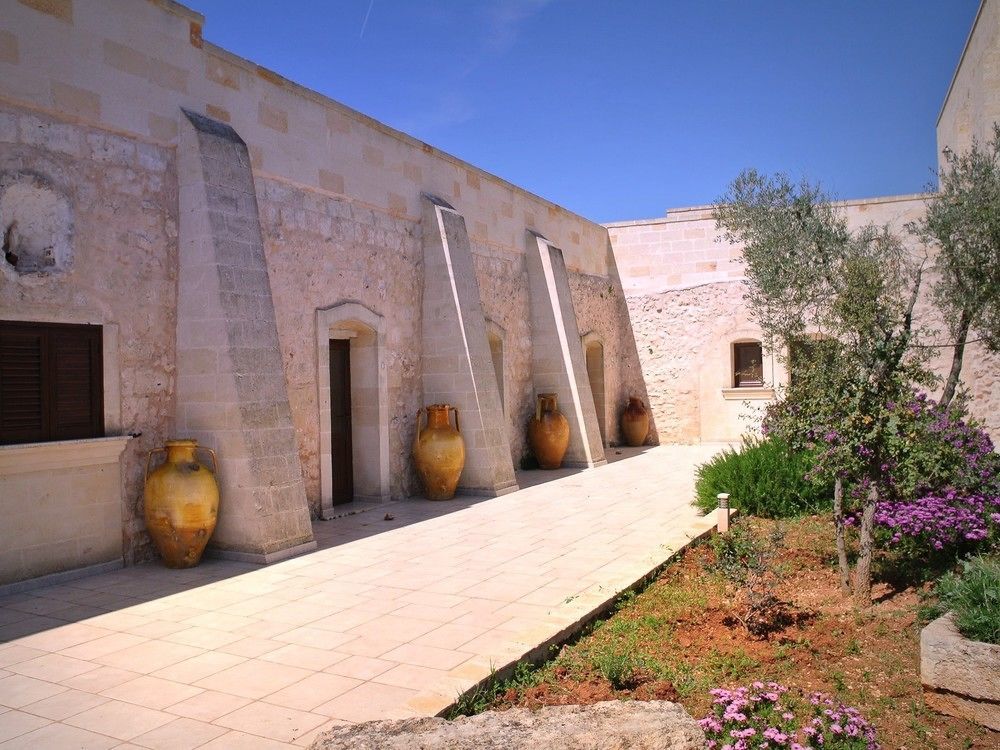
[[937, 0, 987, 128]]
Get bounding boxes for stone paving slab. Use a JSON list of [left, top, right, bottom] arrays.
[[0, 445, 723, 749]]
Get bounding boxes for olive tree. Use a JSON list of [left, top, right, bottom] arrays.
[[912, 124, 1000, 407], [714, 170, 934, 605]]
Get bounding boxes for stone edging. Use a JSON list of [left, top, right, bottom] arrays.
[[920, 613, 1000, 731]]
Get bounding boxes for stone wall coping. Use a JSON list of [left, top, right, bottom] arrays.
[[0, 436, 132, 475], [148, 0, 205, 25], [201, 42, 604, 233], [604, 192, 934, 229]]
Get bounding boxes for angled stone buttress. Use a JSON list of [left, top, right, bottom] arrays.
[[526, 230, 607, 468], [420, 194, 519, 496], [175, 109, 315, 563]]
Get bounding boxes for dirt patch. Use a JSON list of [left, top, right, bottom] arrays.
[[488, 516, 999, 749]]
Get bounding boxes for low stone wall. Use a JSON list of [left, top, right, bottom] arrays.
[[921, 613, 1000, 731], [0, 437, 130, 587]]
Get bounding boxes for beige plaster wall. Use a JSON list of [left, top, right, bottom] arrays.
[[937, 0, 1000, 160], [0, 438, 129, 585], [611, 194, 1000, 442], [0, 101, 178, 564]]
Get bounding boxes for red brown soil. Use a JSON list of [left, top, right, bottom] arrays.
[[489, 517, 1000, 750]]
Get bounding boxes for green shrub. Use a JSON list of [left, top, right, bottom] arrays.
[[930, 555, 1000, 645], [694, 436, 830, 517], [590, 648, 642, 690]]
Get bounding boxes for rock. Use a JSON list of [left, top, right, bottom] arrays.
[[309, 700, 704, 750], [921, 613, 1000, 731]]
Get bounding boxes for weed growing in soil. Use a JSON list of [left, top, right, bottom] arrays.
[[709, 523, 792, 636]]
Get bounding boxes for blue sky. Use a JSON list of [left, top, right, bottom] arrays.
[[191, 1, 980, 223]]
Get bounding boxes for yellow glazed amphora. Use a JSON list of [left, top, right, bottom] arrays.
[[528, 392, 570, 469], [413, 404, 465, 500], [144, 439, 219, 568]]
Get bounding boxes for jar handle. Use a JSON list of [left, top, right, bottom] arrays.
[[413, 408, 424, 451], [144, 447, 166, 484], [535, 395, 542, 422], [198, 446, 218, 474], [451, 406, 460, 433]]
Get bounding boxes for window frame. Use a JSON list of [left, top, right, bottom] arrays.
[[0, 320, 104, 445], [733, 340, 765, 388]]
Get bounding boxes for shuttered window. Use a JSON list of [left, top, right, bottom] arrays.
[[0, 321, 103, 445]]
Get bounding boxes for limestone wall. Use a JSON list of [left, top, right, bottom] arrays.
[[0, 0, 609, 274], [0, 101, 178, 563], [611, 194, 1000, 442], [937, 0, 1000, 159], [1, 0, 647, 526], [256, 177, 423, 506]]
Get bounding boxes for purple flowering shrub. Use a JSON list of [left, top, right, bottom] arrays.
[[873, 492, 1000, 554], [883, 393, 998, 501], [867, 395, 999, 557], [768, 387, 999, 558], [700, 682, 879, 750]]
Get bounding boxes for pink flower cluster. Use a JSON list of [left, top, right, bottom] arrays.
[[874, 492, 1000, 551], [700, 682, 879, 750]]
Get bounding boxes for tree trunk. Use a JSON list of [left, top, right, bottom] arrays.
[[833, 477, 850, 595], [853, 484, 878, 607], [941, 310, 972, 408]]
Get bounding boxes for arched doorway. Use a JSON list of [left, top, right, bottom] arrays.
[[486, 320, 506, 414], [581, 332, 606, 446], [316, 303, 389, 517]]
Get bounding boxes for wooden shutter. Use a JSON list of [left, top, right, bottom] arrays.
[[0, 321, 103, 445], [0, 325, 47, 443], [50, 326, 103, 440]]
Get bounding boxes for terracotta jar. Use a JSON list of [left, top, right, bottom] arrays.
[[413, 404, 465, 500], [528, 393, 570, 469], [621, 397, 650, 447], [144, 439, 219, 569]]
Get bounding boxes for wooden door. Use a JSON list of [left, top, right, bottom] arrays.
[[329, 339, 353, 505]]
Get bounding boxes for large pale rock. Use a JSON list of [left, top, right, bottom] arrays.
[[309, 700, 704, 750], [921, 613, 1000, 731]]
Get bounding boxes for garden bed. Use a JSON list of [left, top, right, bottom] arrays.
[[475, 517, 998, 749]]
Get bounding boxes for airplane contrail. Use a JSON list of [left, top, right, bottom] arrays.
[[359, 0, 375, 39]]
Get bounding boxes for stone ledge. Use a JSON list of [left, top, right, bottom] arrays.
[[205, 539, 318, 565], [721, 387, 775, 401], [0, 435, 131, 475], [921, 613, 1000, 731]]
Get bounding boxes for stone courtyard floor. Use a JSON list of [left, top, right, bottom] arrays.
[[0, 444, 724, 749]]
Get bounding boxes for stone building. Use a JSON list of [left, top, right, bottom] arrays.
[[0, 0, 649, 586], [0, 0, 997, 588], [608, 0, 1000, 444]]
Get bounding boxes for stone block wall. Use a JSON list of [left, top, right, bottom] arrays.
[[2, 0, 651, 555], [610, 193, 1000, 442], [0, 100, 178, 564]]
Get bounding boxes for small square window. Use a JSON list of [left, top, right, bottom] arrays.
[[0, 321, 104, 445], [734, 342, 764, 388]]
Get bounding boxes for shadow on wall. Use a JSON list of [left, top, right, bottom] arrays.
[[603, 236, 659, 445]]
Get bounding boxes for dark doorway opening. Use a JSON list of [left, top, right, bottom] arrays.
[[329, 339, 353, 505]]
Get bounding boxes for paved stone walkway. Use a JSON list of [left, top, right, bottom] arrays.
[[0, 444, 723, 749]]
